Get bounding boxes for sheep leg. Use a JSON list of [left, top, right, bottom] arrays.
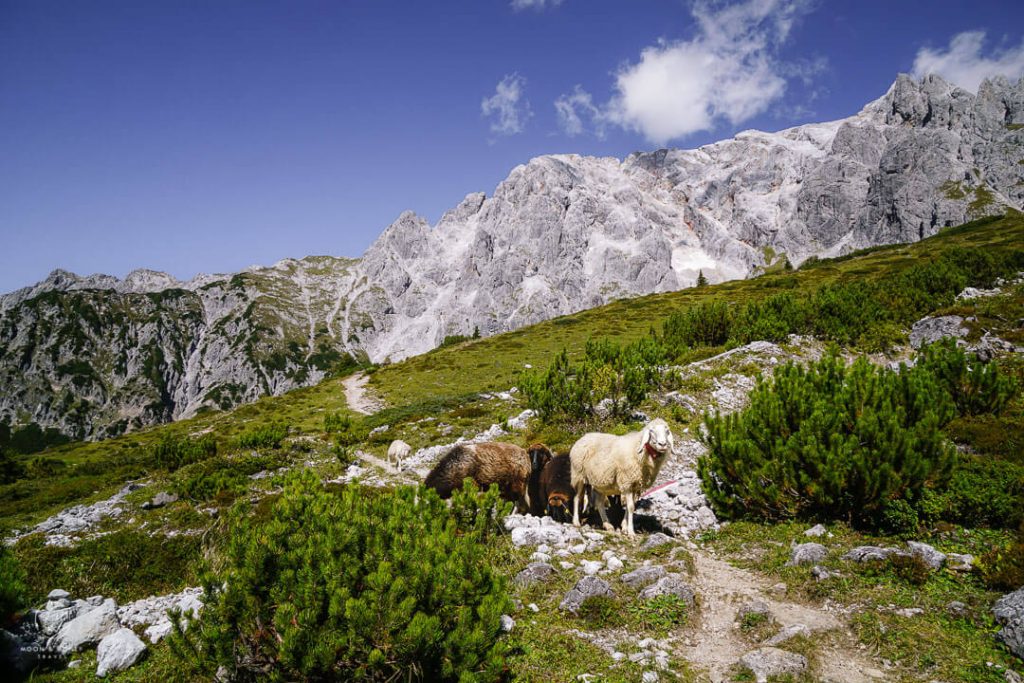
[[572, 481, 584, 527], [595, 492, 614, 532], [623, 492, 636, 537]]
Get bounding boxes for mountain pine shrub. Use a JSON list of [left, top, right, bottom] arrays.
[[171, 472, 511, 682], [662, 300, 732, 354], [920, 456, 1024, 529], [916, 339, 1018, 416], [520, 349, 595, 422], [520, 337, 667, 423], [235, 421, 289, 450], [172, 453, 288, 502], [979, 522, 1024, 591], [697, 351, 956, 527], [0, 448, 25, 484], [151, 432, 218, 471], [731, 292, 807, 344]]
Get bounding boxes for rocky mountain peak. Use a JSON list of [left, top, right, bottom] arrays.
[[2, 74, 1023, 439]]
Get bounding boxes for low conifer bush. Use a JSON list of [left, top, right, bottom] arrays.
[[698, 351, 957, 528], [171, 471, 512, 682]]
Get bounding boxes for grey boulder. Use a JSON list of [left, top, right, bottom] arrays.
[[559, 576, 614, 613], [993, 587, 1024, 661], [905, 541, 946, 569], [620, 565, 667, 589], [910, 315, 967, 348], [514, 562, 555, 587], [96, 628, 146, 677], [142, 492, 179, 510], [638, 575, 696, 607], [641, 533, 675, 551], [842, 546, 896, 563], [51, 598, 119, 656], [786, 543, 827, 566]]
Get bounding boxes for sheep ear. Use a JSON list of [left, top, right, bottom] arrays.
[[637, 426, 651, 455]]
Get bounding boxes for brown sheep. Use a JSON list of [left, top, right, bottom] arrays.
[[424, 441, 532, 511], [527, 443, 553, 517], [539, 453, 576, 523]]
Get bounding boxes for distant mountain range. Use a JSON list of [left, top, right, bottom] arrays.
[[2, 73, 1022, 439]]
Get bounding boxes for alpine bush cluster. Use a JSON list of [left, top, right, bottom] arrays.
[[235, 421, 289, 450], [519, 337, 667, 423], [661, 246, 1024, 358], [171, 471, 511, 682], [151, 432, 218, 472], [698, 342, 1019, 530], [172, 453, 289, 502], [698, 351, 957, 527]]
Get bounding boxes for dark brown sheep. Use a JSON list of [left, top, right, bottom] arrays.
[[527, 443, 553, 517], [424, 441, 532, 510], [539, 454, 576, 523]]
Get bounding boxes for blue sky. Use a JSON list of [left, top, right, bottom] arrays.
[[2, 0, 1024, 293]]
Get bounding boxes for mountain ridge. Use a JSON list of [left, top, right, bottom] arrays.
[[2, 73, 1022, 439]]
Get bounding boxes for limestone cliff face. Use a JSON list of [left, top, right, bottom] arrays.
[[353, 74, 1024, 362], [2, 74, 1022, 438]]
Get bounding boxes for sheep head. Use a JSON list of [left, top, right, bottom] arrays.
[[638, 418, 674, 459], [527, 443, 553, 473]]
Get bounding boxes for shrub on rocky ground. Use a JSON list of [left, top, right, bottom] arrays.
[[234, 421, 289, 450], [151, 433, 217, 472], [171, 472, 512, 682], [979, 523, 1024, 592], [699, 351, 956, 529]]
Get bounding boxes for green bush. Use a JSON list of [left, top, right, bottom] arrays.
[[0, 543, 27, 624], [235, 422, 289, 450], [889, 552, 932, 585], [732, 292, 806, 344], [151, 432, 218, 472], [979, 523, 1024, 592], [171, 472, 511, 682], [323, 411, 353, 435], [917, 339, 1018, 416], [809, 281, 886, 346], [25, 456, 67, 478], [173, 453, 288, 502], [662, 300, 732, 355], [921, 456, 1024, 529], [520, 337, 666, 423], [698, 351, 956, 528], [520, 349, 595, 423], [0, 448, 25, 484]]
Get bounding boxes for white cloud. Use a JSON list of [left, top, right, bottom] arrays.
[[912, 31, 1024, 93], [481, 74, 532, 136], [511, 0, 563, 10], [554, 86, 601, 137], [560, 0, 815, 145]]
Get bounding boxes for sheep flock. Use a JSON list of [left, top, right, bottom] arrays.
[[413, 417, 676, 537]]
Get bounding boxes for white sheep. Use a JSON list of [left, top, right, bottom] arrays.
[[387, 439, 411, 470], [569, 418, 675, 536]]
